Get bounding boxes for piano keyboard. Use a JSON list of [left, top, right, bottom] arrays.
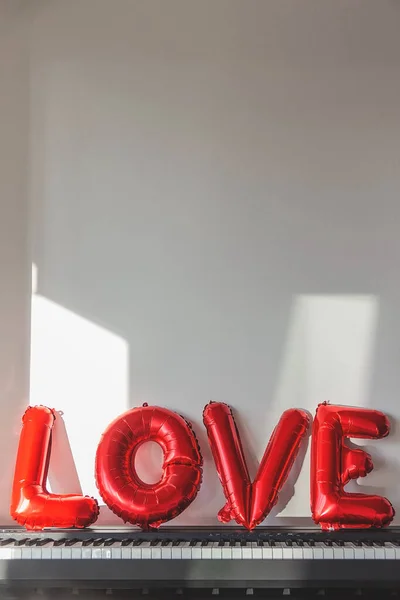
[[1, 528, 400, 589], [0, 536, 398, 561]]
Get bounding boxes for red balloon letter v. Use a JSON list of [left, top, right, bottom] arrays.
[[203, 402, 310, 529]]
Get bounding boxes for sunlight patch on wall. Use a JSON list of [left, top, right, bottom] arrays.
[[269, 294, 379, 519], [30, 265, 129, 499]]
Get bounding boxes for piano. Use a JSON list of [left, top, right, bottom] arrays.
[[0, 527, 400, 596]]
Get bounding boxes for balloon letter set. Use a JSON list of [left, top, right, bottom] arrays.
[[11, 402, 394, 531]]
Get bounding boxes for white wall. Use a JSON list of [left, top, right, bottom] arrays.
[[22, 0, 400, 525], [0, 1, 31, 523]]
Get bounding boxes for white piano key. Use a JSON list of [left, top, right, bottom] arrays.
[[222, 546, 232, 560], [292, 547, 303, 560], [394, 547, 400, 560], [384, 544, 396, 559], [354, 547, 365, 560], [121, 547, 132, 559], [181, 543, 192, 560], [150, 546, 162, 560], [303, 546, 313, 560], [374, 547, 386, 559], [61, 548, 72, 559], [282, 547, 293, 560], [364, 547, 375, 560], [72, 547, 83, 560], [343, 546, 355, 559], [232, 546, 242, 560], [312, 545, 324, 559], [262, 546, 272, 560], [333, 547, 344, 559], [11, 548, 22, 560], [131, 546, 142, 560], [211, 544, 222, 559], [141, 542, 152, 559], [191, 547, 202, 559], [272, 546, 283, 560], [242, 546, 252, 560], [82, 547, 92, 559], [0, 548, 13, 560], [51, 548, 61, 560], [101, 548, 112, 559], [172, 546, 182, 559], [162, 547, 172, 559], [323, 547, 334, 560], [31, 547, 42, 559], [251, 543, 262, 560], [201, 547, 212, 559], [92, 548, 102, 559]]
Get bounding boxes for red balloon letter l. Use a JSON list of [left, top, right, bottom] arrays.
[[11, 406, 99, 530]]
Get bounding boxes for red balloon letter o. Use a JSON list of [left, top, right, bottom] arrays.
[[95, 404, 203, 529]]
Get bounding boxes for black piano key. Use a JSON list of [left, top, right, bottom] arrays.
[[201, 540, 209, 547], [26, 539, 39, 546], [36, 538, 53, 546], [53, 538, 67, 546], [0, 538, 15, 546], [93, 538, 105, 546], [104, 538, 116, 546], [132, 539, 143, 547], [82, 538, 95, 546], [150, 539, 161, 547], [65, 539, 79, 547], [218, 540, 225, 547], [257, 540, 264, 547], [240, 540, 247, 547], [189, 540, 198, 547], [15, 539, 29, 547], [324, 540, 333, 547], [121, 539, 132, 546], [161, 540, 171, 547], [286, 540, 293, 547], [172, 540, 181, 547]]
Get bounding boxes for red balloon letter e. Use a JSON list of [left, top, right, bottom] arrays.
[[203, 402, 310, 529], [311, 402, 394, 530], [11, 406, 99, 530]]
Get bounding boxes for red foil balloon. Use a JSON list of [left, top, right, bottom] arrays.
[[311, 402, 394, 530], [95, 404, 203, 529], [11, 406, 99, 531], [203, 402, 310, 529]]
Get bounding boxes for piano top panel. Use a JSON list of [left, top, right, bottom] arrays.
[[2, 526, 400, 543]]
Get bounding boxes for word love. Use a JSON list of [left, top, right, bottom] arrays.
[[11, 402, 394, 532]]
